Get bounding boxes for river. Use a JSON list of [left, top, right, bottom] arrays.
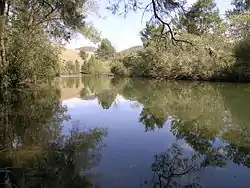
[[1, 76, 250, 188]]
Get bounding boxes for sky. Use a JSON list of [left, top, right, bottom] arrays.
[[66, 0, 233, 52]]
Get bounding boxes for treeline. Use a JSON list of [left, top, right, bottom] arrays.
[[60, 60, 81, 75], [80, 38, 116, 75], [1, 0, 249, 88], [83, 0, 250, 82]]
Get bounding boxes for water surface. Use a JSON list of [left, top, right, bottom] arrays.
[[1, 76, 250, 188], [60, 76, 250, 188]]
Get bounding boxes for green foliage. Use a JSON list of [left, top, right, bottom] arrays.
[[111, 63, 129, 76], [60, 60, 81, 75], [234, 36, 250, 64], [117, 33, 235, 81], [0, 0, 100, 88], [75, 60, 80, 74], [3, 28, 60, 87], [81, 56, 111, 75], [229, 36, 250, 79], [228, 12, 250, 39], [227, 0, 250, 16], [139, 23, 163, 47], [179, 0, 222, 35], [96, 39, 116, 60]]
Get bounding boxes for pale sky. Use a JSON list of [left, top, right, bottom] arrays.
[[66, 0, 232, 52]]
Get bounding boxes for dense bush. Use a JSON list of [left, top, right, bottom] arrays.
[[226, 36, 250, 81], [81, 56, 111, 75], [2, 29, 61, 87], [85, 32, 249, 82], [234, 36, 250, 66], [60, 60, 81, 75], [115, 34, 236, 81], [110, 63, 129, 76]]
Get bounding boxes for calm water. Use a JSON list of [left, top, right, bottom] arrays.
[[1, 76, 250, 188]]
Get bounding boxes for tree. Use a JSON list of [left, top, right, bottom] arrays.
[[75, 60, 80, 74], [178, 0, 222, 35], [96, 39, 116, 60], [0, 0, 100, 88], [79, 50, 89, 61], [227, 0, 250, 40], [229, 12, 250, 39], [140, 22, 163, 47], [107, 0, 200, 45], [227, 0, 250, 16]]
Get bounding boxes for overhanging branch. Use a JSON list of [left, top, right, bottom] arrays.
[[33, 0, 57, 27], [151, 0, 197, 48]]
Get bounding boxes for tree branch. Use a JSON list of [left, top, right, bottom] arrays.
[[151, 0, 197, 48], [141, 2, 152, 24], [33, 0, 57, 27]]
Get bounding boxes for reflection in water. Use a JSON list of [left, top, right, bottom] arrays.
[[0, 87, 107, 188], [151, 143, 226, 188], [58, 77, 250, 187], [139, 108, 166, 132]]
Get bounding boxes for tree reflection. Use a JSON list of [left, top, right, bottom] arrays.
[[170, 118, 216, 155], [22, 127, 107, 188], [219, 84, 250, 168], [75, 76, 250, 171], [139, 108, 166, 131], [79, 77, 130, 109], [96, 90, 117, 109], [151, 143, 226, 188], [61, 77, 80, 88], [0, 87, 107, 188]]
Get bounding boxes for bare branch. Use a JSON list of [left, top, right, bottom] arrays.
[[34, 0, 57, 27], [141, 2, 152, 24]]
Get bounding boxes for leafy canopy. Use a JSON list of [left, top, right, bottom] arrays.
[[96, 39, 116, 60], [178, 0, 222, 35]]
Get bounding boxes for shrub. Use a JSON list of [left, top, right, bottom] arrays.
[[227, 36, 250, 80], [81, 56, 111, 75], [110, 63, 129, 76], [234, 36, 250, 65], [118, 33, 235, 81]]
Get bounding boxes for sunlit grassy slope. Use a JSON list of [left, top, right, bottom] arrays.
[[59, 47, 96, 64]]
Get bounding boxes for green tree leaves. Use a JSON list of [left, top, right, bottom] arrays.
[[139, 23, 163, 47], [179, 0, 222, 35], [95, 39, 116, 60], [0, 0, 100, 88], [227, 0, 250, 16]]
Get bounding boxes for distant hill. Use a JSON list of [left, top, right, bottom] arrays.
[[60, 48, 82, 63], [120, 46, 143, 53], [59, 47, 94, 65], [76, 46, 97, 52]]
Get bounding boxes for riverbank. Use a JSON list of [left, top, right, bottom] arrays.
[[80, 35, 250, 83]]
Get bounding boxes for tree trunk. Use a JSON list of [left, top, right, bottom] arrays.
[[0, 0, 6, 71]]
